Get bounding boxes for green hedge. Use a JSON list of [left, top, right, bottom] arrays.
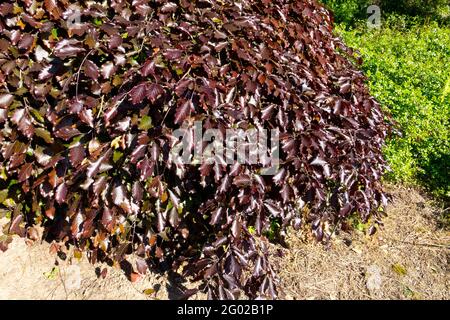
[[335, 16, 450, 200], [321, 0, 450, 25]]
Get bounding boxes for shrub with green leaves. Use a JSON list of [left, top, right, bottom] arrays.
[[336, 16, 450, 200], [321, 0, 450, 24], [321, 0, 370, 25]]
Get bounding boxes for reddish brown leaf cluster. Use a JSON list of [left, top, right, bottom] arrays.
[[0, 0, 389, 299]]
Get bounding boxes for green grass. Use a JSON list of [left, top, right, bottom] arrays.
[[321, 0, 450, 25], [325, 10, 450, 201]]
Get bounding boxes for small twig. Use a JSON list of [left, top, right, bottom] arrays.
[[97, 95, 105, 118], [125, 12, 153, 58], [58, 267, 69, 300], [75, 49, 95, 99], [179, 67, 192, 82], [389, 238, 449, 249]]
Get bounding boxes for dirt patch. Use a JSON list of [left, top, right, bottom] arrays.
[[0, 225, 196, 300], [0, 224, 203, 300], [0, 185, 448, 300]]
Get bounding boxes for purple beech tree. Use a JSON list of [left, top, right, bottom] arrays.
[[0, 0, 390, 299]]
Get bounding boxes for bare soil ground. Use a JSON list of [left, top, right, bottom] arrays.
[[0, 185, 448, 300], [277, 184, 449, 300]]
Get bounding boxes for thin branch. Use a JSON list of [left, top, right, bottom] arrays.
[[75, 49, 95, 100]]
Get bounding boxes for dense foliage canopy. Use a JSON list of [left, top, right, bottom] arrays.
[[0, 0, 389, 299]]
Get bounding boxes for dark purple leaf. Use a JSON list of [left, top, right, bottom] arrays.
[[55, 182, 68, 204], [129, 82, 148, 105], [169, 207, 180, 228], [84, 60, 99, 79], [69, 145, 85, 167], [174, 100, 193, 125], [54, 39, 85, 58]]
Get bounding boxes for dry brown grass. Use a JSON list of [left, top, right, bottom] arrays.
[[0, 184, 448, 300], [275, 184, 449, 300]]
